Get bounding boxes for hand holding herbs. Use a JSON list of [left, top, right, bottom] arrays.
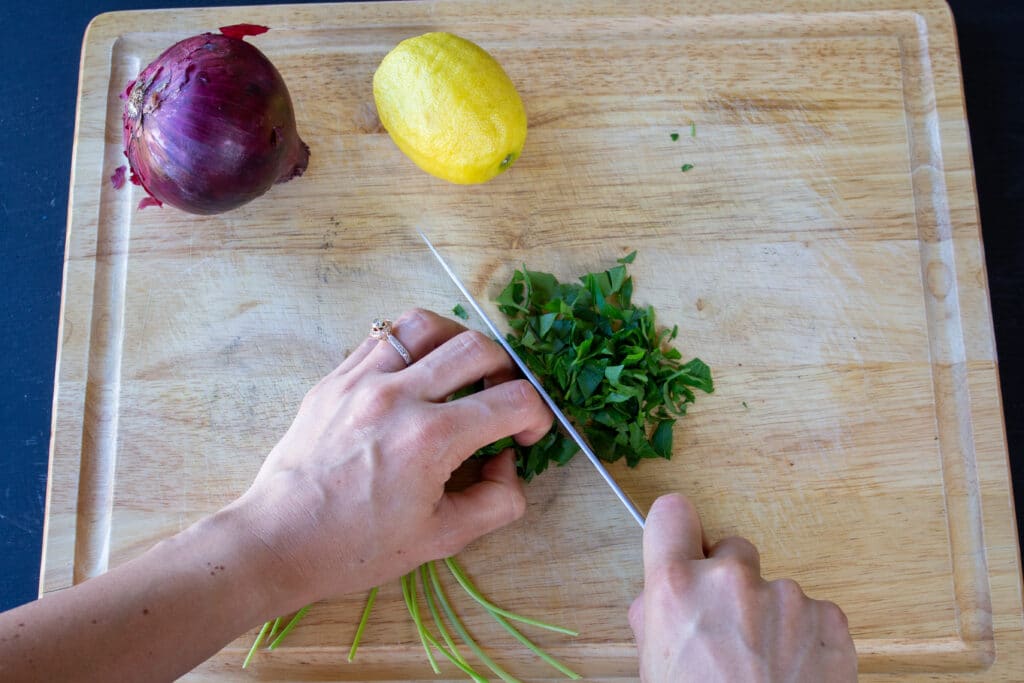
[[235, 308, 552, 614]]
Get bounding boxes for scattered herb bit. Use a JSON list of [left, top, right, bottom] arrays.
[[347, 587, 378, 662], [680, 164, 694, 172], [265, 616, 281, 644], [267, 606, 309, 650], [241, 620, 269, 668], [491, 252, 713, 480], [670, 132, 680, 141], [452, 303, 469, 320], [742, 401, 748, 409], [690, 121, 697, 137]]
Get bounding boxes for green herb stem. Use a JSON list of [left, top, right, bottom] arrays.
[[242, 620, 271, 668], [418, 616, 488, 682], [266, 616, 282, 645], [444, 557, 578, 636], [347, 586, 378, 663], [427, 561, 521, 683], [487, 610, 582, 680], [402, 573, 440, 674], [420, 564, 469, 668], [268, 605, 310, 650]]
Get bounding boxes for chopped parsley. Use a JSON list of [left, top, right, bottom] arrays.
[[479, 252, 713, 480]]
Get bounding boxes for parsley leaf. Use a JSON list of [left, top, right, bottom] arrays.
[[489, 253, 713, 480], [452, 303, 469, 320]]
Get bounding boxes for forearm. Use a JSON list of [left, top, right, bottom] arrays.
[[0, 504, 278, 682]]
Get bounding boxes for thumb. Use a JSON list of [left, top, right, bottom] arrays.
[[433, 449, 527, 554], [643, 493, 705, 583]]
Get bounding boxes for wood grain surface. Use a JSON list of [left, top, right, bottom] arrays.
[[42, 0, 1024, 679]]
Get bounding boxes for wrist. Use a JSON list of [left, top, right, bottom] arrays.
[[164, 502, 292, 625], [219, 478, 331, 617]]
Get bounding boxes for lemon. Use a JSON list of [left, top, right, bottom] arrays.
[[373, 32, 527, 184]]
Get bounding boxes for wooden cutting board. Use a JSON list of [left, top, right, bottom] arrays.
[[43, 0, 1024, 679]]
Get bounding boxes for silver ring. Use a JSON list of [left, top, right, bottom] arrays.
[[370, 318, 412, 366]]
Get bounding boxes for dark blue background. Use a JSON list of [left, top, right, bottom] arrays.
[[2, 0, 1022, 612]]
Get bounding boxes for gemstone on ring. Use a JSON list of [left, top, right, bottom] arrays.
[[370, 317, 412, 366], [370, 317, 393, 340]]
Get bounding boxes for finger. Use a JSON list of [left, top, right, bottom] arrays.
[[437, 379, 554, 467], [627, 593, 645, 644], [405, 329, 515, 401], [707, 536, 761, 574], [364, 309, 466, 373], [332, 337, 377, 376], [643, 494, 705, 583], [432, 450, 527, 556], [484, 360, 519, 390]]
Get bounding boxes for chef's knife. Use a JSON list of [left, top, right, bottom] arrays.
[[419, 230, 646, 528]]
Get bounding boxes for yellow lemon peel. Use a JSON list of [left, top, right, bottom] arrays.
[[373, 32, 527, 184]]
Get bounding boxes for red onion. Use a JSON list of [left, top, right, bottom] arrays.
[[122, 25, 309, 214]]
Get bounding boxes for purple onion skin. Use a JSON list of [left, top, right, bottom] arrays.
[[123, 33, 310, 215]]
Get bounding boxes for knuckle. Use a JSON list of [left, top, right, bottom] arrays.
[[718, 535, 758, 558], [818, 600, 850, 631], [505, 380, 550, 430], [650, 493, 699, 526], [357, 380, 404, 417], [709, 558, 757, 591], [396, 307, 432, 329], [434, 530, 468, 558], [627, 595, 643, 628], [647, 563, 694, 596], [456, 329, 494, 359], [300, 384, 320, 409], [409, 409, 456, 448], [770, 577, 807, 604], [505, 485, 528, 521], [503, 378, 536, 409]]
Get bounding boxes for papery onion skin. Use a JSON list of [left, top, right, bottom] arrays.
[[122, 30, 309, 215]]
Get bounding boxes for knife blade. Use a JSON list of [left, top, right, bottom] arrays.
[[419, 230, 646, 528]]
